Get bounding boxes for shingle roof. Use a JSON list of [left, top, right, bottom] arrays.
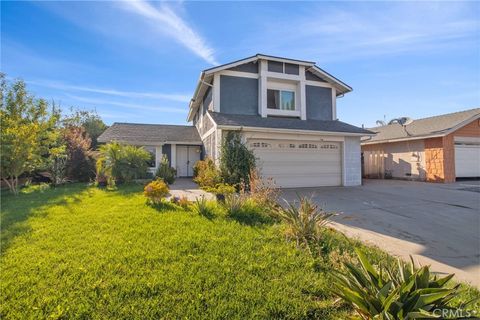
[[364, 108, 480, 144], [98, 123, 201, 145], [208, 112, 373, 135]]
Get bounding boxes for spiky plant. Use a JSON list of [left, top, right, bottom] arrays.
[[333, 248, 476, 319], [276, 196, 335, 251]]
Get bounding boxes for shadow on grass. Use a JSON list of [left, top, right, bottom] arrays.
[[227, 209, 276, 227], [148, 201, 180, 212], [0, 183, 89, 254]]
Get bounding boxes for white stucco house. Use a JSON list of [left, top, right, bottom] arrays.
[[98, 54, 373, 187]]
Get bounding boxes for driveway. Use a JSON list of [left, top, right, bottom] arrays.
[[281, 179, 480, 287]]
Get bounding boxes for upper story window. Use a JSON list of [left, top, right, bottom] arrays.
[[267, 89, 295, 111]]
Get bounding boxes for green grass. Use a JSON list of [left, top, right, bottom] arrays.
[[1, 184, 478, 319]]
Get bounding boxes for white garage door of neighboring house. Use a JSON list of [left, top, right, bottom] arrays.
[[249, 139, 342, 188], [455, 139, 480, 178]]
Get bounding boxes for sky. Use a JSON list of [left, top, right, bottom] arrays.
[[1, 1, 479, 127]]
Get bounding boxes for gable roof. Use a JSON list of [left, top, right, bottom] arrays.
[[362, 108, 480, 145], [98, 123, 201, 145], [188, 53, 352, 121], [208, 111, 373, 136]]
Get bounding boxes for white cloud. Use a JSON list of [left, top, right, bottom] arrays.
[[27, 80, 191, 103], [120, 0, 218, 65]]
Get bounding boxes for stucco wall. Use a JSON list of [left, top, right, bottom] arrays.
[[220, 75, 258, 115], [202, 132, 216, 160], [344, 136, 362, 186], [306, 85, 333, 120]]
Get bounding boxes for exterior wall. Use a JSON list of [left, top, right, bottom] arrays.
[[202, 132, 216, 160], [162, 144, 172, 165], [305, 71, 327, 82], [361, 140, 426, 180], [424, 119, 479, 183], [220, 75, 258, 115], [203, 87, 212, 113], [344, 137, 362, 186], [306, 85, 333, 120], [228, 61, 258, 73], [453, 119, 480, 137]]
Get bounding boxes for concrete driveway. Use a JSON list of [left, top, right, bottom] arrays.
[[281, 179, 480, 287]]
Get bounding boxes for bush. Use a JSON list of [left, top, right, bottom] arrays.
[[63, 126, 95, 182], [192, 197, 217, 219], [275, 196, 335, 253], [193, 158, 221, 188], [144, 179, 169, 204], [246, 169, 279, 212], [220, 131, 256, 190], [20, 182, 50, 194], [155, 154, 176, 185], [333, 248, 473, 319], [96, 142, 151, 186]]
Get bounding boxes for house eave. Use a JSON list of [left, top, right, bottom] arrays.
[[217, 125, 372, 137]]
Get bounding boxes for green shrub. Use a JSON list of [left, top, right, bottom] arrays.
[[20, 182, 50, 194], [193, 157, 221, 188], [96, 142, 151, 185], [220, 131, 256, 190], [144, 179, 169, 204], [155, 154, 176, 184], [333, 248, 473, 319], [223, 193, 244, 216], [275, 196, 335, 252], [192, 197, 217, 219]]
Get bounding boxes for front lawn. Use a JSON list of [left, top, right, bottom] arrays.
[[1, 184, 479, 319]]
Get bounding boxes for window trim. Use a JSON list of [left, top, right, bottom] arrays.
[[267, 88, 296, 112]]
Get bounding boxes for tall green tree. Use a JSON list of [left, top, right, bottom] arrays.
[[63, 109, 107, 149], [220, 131, 256, 190], [0, 74, 60, 194]]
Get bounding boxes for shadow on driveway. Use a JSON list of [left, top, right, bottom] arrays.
[[281, 179, 480, 287]]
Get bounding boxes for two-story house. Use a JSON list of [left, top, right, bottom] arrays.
[[99, 54, 372, 187]]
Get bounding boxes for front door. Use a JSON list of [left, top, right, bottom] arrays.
[[176, 146, 201, 177]]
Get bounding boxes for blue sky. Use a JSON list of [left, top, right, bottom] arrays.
[[2, 1, 479, 127]]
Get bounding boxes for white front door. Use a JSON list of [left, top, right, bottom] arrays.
[[249, 139, 342, 188], [176, 146, 201, 177], [455, 142, 480, 178]]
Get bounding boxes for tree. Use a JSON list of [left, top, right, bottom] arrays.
[[219, 131, 256, 190], [0, 74, 60, 194], [63, 126, 95, 182], [63, 109, 107, 149]]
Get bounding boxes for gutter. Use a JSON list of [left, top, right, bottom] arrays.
[[217, 125, 373, 137]]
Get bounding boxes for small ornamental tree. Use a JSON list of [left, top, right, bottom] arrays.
[[219, 131, 256, 190], [0, 75, 60, 194], [155, 154, 176, 184], [63, 109, 107, 149], [63, 126, 95, 182]]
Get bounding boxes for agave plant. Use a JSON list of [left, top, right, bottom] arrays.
[[276, 195, 335, 250], [333, 248, 475, 319]]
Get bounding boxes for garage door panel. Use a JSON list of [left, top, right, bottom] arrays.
[[455, 143, 480, 178], [249, 139, 342, 187]]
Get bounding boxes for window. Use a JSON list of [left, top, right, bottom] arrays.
[[144, 146, 156, 167], [267, 89, 295, 111]]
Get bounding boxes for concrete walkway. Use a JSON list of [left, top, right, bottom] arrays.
[[282, 179, 480, 287], [168, 178, 214, 201]]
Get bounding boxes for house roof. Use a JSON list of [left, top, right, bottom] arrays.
[[363, 108, 480, 145], [97, 123, 201, 145], [208, 112, 373, 136], [187, 53, 353, 121]]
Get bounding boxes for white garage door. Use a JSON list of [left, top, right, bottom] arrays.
[[249, 139, 342, 188], [455, 142, 480, 178]]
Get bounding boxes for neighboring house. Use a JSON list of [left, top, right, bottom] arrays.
[[99, 54, 372, 186], [98, 123, 202, 177], [362, 108, 480, 183]]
